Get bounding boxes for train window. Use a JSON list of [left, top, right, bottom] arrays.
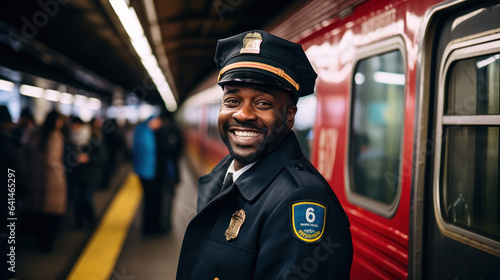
[[440, 51, 500, 241], [183, 106, 200, 130], [207, 102, 221, 139], [347, 38, 406, 216], [294, 94, 316, 159]]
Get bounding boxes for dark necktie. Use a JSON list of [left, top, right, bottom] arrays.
[[220, 173, 233, 193]]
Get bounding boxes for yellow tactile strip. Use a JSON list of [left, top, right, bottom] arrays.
[[67, 173, 143, 280]]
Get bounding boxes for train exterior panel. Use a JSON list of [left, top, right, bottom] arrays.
[[303, 1, 417, 279], [181, 0, 500, 278]]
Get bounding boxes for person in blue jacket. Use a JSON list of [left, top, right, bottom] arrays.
[[132, 115, 161, 234], [176, 30, 353, 279], [133, 116, 158, 181]]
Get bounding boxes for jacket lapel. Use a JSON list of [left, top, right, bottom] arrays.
[[197, 155, 232, 212]]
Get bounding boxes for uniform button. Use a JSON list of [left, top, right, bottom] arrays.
[[214, 278, 219, 280], [294, 164, 304, 171]]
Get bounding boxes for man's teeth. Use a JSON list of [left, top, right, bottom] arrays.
[[234, 131, 260, 139]]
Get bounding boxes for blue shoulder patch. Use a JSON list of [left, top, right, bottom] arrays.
[[290, 201, 327, 244]]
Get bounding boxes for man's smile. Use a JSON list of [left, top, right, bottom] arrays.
[[233, 130, 262, 140]]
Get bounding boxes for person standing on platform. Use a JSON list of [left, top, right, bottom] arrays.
[[24, 110, 67, 252], [133, 114, 167, 235], [66, 117, 108, 229], [176, 30, 352, 279], [154, 111, 183, 233], [11, 107, 36, 145], [0, 105, 28, 195]]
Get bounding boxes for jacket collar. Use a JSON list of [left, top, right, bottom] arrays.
[[197, 132, 303, 210], [235, 132, 302, 201]]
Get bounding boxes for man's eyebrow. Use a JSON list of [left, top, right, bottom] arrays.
[[223, 87, 240, 94]]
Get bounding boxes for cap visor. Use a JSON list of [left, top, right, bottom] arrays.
[[218, 72, 291, 92]]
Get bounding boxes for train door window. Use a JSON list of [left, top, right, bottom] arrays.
[[435, 41, 500, 247], [347, 37, 406, 217]]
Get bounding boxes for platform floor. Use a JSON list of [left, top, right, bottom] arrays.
[[112, 158, 198, 280], [16, 156, 198, 280]]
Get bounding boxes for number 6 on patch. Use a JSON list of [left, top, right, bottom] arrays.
[[290, 201, 327, 244], [306, 207, 315, 223]]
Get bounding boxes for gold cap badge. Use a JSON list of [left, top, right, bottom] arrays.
[[225, 209, 246, 241], [240, 32, 262, 54]]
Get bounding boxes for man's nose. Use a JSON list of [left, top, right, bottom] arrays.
[[233, 102, 257, 122]]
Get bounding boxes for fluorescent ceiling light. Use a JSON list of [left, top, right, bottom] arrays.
[[131, 38, 153, 57], [44, 89, 61, 102], [138, 103, 157, 120], [110, 0, 144, 42], [88, 97, 102, 110], [60, 93, 74, 104], [106, 106, 118, 119], [373, 71, 405, 86], [0, 79, 15, 92], [20, 84, 44, 98], [108, 0, 177, 112], [74, 95, 88, 107], [141, 56, 159, 69]]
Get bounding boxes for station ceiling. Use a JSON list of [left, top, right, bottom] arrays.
[[0, 0, 304, 109]]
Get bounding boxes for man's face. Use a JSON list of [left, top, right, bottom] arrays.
[[218, 84, 297, 169]]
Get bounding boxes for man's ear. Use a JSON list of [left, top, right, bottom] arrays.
[[287, 105, 297, 130]]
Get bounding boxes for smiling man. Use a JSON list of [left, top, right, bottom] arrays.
[[218, 83, 295, 169], [176, 30, 352, 280]]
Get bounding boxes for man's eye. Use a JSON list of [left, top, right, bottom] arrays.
[[223, 99, 239, 105], [256, 101, 272, 107]]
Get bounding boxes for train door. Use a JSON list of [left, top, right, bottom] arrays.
[[422, 1, 500, 278]]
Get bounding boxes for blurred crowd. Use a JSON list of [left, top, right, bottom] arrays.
[[1, 104, 185, 260], [0, 105, 131, 253]]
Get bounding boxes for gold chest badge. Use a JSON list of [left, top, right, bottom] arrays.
[[225, 209, 246, 241], [240, 32, 262, 54]]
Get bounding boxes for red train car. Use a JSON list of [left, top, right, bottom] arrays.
[[180, 0, 500, 278]]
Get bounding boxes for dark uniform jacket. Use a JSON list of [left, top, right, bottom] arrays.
[[177, 132, 352, 279]]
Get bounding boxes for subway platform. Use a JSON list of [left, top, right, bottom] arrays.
[[16, 156, 199, 280]]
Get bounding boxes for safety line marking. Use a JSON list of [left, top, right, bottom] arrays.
[[66, 173, 143, 280]]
